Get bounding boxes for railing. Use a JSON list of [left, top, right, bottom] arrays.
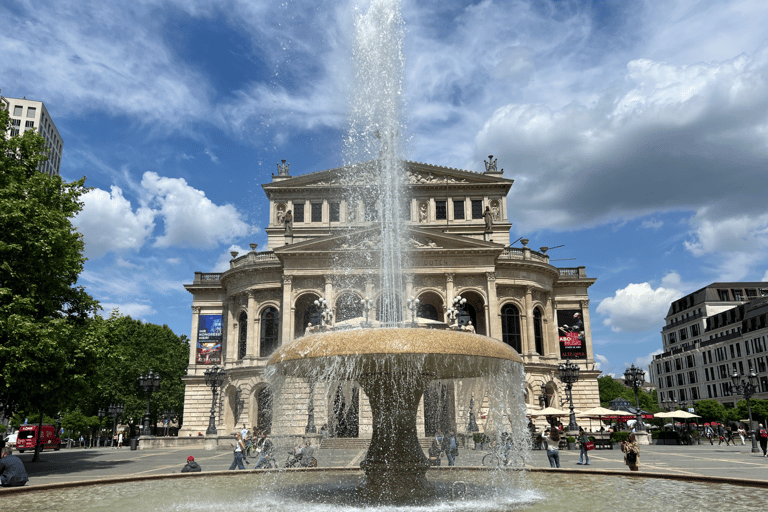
[[662, 311, 705, 331], [231, 251, 280, 268], [192, 272, 222, 284], [499, 248, 524, 259]]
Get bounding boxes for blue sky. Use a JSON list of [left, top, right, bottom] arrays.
[[3, 0, 768, 379]]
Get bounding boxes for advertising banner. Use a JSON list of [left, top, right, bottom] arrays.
[[557, 309, 587, 359], [196, 314, 222, 364]]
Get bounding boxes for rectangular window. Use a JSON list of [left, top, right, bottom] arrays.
[[664, 361, 671, 372], [730, 344, 736, 359], [707, 385, 712, 398], [10, 128, 19, 136], [686, 355, 695, 368], [759, 358, 767, 373], [738, 361, 744, 375], [719, 365, 728, 379], [679, 328, 688, 340], [453, 199, 465, 219], [471, 200, 483, 219], [718, 289, 730, 301], [435, 200, 446, 220], [691, 324, 700, 336], [656, 363, 661, 375], [311, 202, 322, 223], [669, 332, 676, 343], [691, 387, 699, 400], [677, 374, 685, 386], [658, 377, 663, 388], [666, 375, 673, 388], [732, 289, 744, 301], [747, 288, 757, 298], [736, 343, 742, 357], [293, 203, 304, 223], [688, 371, 697, 384], [364, 202, 378, 222], [13, 105, 23, 116], [713, 385, 718, 398], [11, 119, 20, 127], [329, 202, 340, 223], [26, 107, 36, 118], [675, 358, 682, 371], [25, 120, 34, 128]]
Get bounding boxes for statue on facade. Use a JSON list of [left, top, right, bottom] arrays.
[[483, 206, 493, 233], [484, 155, 497, 173], [284, 209, 293, 235]]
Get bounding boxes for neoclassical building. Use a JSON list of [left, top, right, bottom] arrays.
[[179, 160, 600, 438]]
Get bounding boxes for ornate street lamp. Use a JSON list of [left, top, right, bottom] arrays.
[[624, 364, 646, 432], [730, 366, 761, 453], [204, 365, 227, 435], [314, 297, 332, 328], [558, 359, 580, 431], [108, 403, 124, 442], [467, 395, 479, 432], [406, 297, 420, 325], [138, 370, 162, 436]]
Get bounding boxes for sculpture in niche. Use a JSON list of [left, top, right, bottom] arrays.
[[418, 202, 428, 223], [490, 200, 500, 222], [276, 204, 286, 225]]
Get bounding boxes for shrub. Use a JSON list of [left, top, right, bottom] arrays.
[[566, 436, 576, 443], [609, 431, 629, 443]]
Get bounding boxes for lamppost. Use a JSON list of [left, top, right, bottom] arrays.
[[361, 297, 373, 326], [624, 364, 646, 432], [97, 408, 106, 447], [662, 397, 677, 412], [558, 359, 580, 432], [204, 365, 227, 435], [314, 297, 332, 328], [138, 370, 162, 436], [108, 403, 124, 444], [730, 366, 760, 453], [467, 395, 479, 432], [406, 297, 420, 325]]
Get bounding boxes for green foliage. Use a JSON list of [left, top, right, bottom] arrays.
[[0, 109, 100, 418], [597, 376, 660, 413], [9, 412, 55, 430], [566, 436, 575, 443], [693, 399, 727, 422], [609, 431, 629, 443], [729, 399, 768, 425], [472, 433, 490, 444]]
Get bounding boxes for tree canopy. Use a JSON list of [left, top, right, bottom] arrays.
[[598, 375, 659, 413], [0, 108, 100, 419]]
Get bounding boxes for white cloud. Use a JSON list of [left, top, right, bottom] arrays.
[[594, 354, 609, 371], [641, 219, 663, 230], [74, 186, 155, 259], [166, 258, 181, 264], [627, 349, 664, 377], [99, 302, 156, 319], [597, 277, 681, 333], [141, 172, 250, 248], [213, 244, 249, 272]]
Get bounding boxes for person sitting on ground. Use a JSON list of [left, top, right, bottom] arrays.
[[181, 455, 201, 473], [300, 440, 315, 467], [0, 447, 29, 487]]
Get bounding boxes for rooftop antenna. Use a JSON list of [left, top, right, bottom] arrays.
[[509, 236, 524, 247]]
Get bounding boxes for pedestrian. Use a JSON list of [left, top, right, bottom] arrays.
[[758, 423, 768, 457], [737, 426, 746, 445], [622, 432, 640, 471], [705, 424, 714, 445], [117, 431, 123, 449], [577, 427, 591, 465], [112, 433, 117, 448], [181, 455, 202, 473], [428, 439, 441, 466], [254, 431, 274, 469], [79, 435, 84, 448], [543, 428, 560, 468], [718, 424, 728, 445], [0, 447, 29, 487], [229, 433, 246, 470], [441, 431, 458, 466]]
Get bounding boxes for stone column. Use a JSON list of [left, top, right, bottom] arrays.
[[281, 276, 293, 347], [525, 286, 535, 355], [325, 275, 335, 327], [225, 298, 236, 363], [552, 300, 560, 362], [189, 306, 200, 366], [405, 274, 414, 302], [445, 273, 454, 323], [246, 291, 257, 358], [581, 300, 594, 362], [485, 272, 498, 339]]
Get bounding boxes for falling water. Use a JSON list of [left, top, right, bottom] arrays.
[[339, 0, 408, 326]]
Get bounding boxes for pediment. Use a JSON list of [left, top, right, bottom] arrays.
[[274, 227, 502, 256], [262, 160, 513, 191]]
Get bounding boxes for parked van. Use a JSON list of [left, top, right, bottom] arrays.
[[16, 425, 61, 452]]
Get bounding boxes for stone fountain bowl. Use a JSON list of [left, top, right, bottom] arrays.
[[266, 327, 523, 379]]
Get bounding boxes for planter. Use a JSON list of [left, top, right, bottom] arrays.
[[482, 443, 490, 450], [611, 442, 621, 450], [567, 442, 576, 450], [474, 443, 480, 450]]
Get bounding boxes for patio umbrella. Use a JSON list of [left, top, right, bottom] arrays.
[[577, 407, 633, 431]]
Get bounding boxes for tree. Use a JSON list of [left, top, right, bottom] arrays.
[[597, 376, 660, 413], [0, 109, 101, 460], [694, 399, 726, 422]]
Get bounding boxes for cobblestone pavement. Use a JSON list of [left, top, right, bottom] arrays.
[[5, 441, 767, 488]]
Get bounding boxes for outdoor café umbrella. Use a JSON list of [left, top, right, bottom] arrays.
[[577, 406, 634, 431]]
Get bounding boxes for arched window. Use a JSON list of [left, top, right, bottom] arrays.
[[335, 293, 363, 322], [238, 311, 247, 360], [501, 304, 522, 353], [260, 307, 279, 357], [534, 307, 544, 355], [417, 303, 439, 321]]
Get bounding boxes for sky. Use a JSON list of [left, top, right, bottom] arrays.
[[3, 0, 768, 380]]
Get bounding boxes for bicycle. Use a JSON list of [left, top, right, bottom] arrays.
[[481, 442, 525, 468], [285, 451, 318, 468], [254, 454, 278, 469]]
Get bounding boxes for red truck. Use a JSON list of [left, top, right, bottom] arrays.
[[16, 424, 61, 453]]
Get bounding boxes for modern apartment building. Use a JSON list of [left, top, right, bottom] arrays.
[[649, 283, 768, 408], [1, 95, 63, 176]]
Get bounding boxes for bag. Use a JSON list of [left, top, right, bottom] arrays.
[[626, 449, 637, 465], [584, 441, 595, 451], [760, 429, 768, 439]]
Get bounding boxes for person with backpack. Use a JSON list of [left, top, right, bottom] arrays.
[[622, 432, 640, 471], [758, 423, 768, 457], [441, 431, 458, 466]]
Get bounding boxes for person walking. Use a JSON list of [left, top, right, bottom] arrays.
[[542, 428, 560, 468], [718, 424, 729, 446], [441, 431, 458, 466], [229, 433, 246, 470], [117, 431, 123, 449], [705, 424, 714, 445], [577, 427, 591, 465], [622, 432, 640, 471], [254, 431, 274, 469], [758, 424, 768, 457], [737, 426, 746, 445]]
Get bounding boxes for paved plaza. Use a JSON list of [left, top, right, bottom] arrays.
[[3, 441, 767, 489]]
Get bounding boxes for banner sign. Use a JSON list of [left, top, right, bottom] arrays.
[[196, 314, 223, 364], [557, 309, 587, 359]]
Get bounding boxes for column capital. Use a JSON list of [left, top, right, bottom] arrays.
[[445, 272, 454, 283], [191, 306, 201, 314], [485, 272, 496, 282], [405, 274, 415, 284], [324, 274, 335, 285], [580, 300, 590, 309], [283, 275, 293, 285]]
